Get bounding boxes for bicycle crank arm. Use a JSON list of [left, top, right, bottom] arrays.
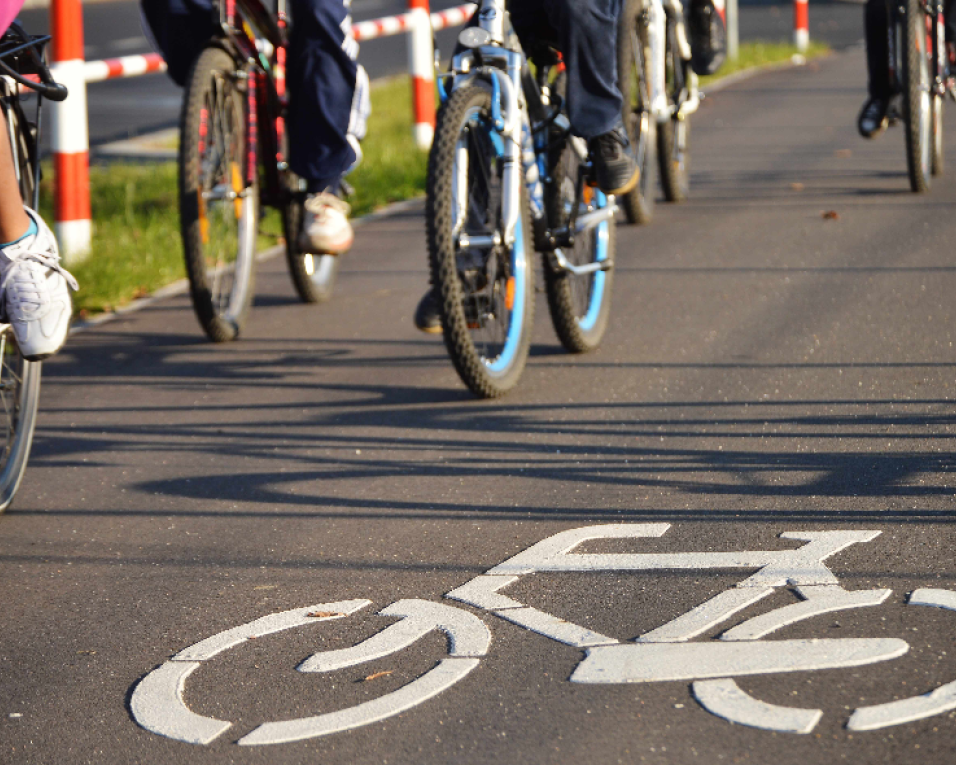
[[574, 205, 619, 234], [551, 248, 614, 276], [570, 637, 908, 684]]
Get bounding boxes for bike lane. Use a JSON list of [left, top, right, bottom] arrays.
[[2, 46, 956, 764]]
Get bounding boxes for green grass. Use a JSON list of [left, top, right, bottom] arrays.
[[700, 40, 829, 88], [49, 43, 826, 318], [40, 76, 427, 317]]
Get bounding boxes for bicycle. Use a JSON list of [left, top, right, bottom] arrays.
[[131, 523, 956, 744], [0, 23, 67, 514], [887, 0, 952, 192], [425, 0, 618, 398], [618, 0, 699, 220], [178, 0, 339, 343]]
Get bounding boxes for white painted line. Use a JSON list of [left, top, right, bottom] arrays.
[[445, 575, 523, 610], [483, 528, 880, 589], [494, 607, 618, 648], [848, 680, 956, 731], [298, 599, 490, 672], [485, 523, 671, 575], [743, 532, 882, 588], [129, 661, 232, 745], [237, 657, 480, 745], [909, 588, 956, 611], [693, 678, 823, 734], [721, 586, 891, 641], [846, 587, 956, 731], [172, 600, 370, 662], [570, 638, 909, 684], [638, 587, 774, 643]]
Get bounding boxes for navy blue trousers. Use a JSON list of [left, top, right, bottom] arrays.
[[141, 0, 368, 190], [509, 0, 623, 139]]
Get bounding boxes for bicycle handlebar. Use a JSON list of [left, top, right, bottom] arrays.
[[0, 23, 69, 102]]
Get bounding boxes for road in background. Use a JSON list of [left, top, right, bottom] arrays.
[[18, 0, 866, 148], [2, 46, 956, 764]]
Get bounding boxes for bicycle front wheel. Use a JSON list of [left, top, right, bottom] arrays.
[[544, 139, 616, 353], [426, 84, 534, 398], [658, 18, 691, 202], [902, 0, 932, 192], [932, 92, 944, 175], [0, 94, 41, 513], [618, 0, 657, 224], [180, 46, 257, 342]]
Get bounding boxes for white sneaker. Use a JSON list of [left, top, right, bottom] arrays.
[[298, 192, 354, 255], [0, 208, 78, 361]]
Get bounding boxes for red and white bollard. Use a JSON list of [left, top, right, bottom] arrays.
[[407, 0, 435, 149], [50, 0, 91, 262], [794, 0, 809, 53]]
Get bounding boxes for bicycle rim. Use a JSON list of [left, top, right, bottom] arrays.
[[544, 142, 615, 353], [618, 0, 657, 224], [283, 196, 340, 304], [426, 84, 534, 398], [903, 0, 932, 192], [180, 47, 257, 341], [0, 329, 40, 513]]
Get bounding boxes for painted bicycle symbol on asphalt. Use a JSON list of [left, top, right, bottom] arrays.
[[130, 524, 956, 745]]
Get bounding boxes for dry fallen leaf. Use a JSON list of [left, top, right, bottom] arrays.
[[790, 182, 805, 191], [822, 210, 840, 220], [307, 611, 345, 618], [76, 650, 96, 655], [363, 671, 394, 682]]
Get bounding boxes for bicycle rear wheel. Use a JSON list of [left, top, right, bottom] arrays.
[[544, 139, 616, 353], [618, 0, 657, 224], [931, 93, 944, 175], [426, 84, 534, 398], [283, 194, 340, 303], [0, 94, 42, 514], [180, 46, 257, 342], [902, 0, 932, 192], [658, 17, 691, 202]]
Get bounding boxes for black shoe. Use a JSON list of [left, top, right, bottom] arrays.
[[414, 287, 442, 334], [688, 0, 726, 76], [858, 97, 889, 139], [588, 125, 640, 195]]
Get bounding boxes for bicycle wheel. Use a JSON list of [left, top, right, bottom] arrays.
[[902, 0, 932, 192], [544, 139, 616, 353], [426, 84, 534, 398], [0, 96, 42, 514], [618, 0, 657, 224], [180, 46, 257, 342], [658, 17, 691, 202], [932, 93, 944, 175], [283, 194, 340, 303]]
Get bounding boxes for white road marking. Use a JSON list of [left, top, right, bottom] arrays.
[[236, 658, 481, 745], [693, 678, 823, 734], [172, 600, 370, 661], [721, 585, 892, 641], [130, 661, 232, 745], [298, 599, 490, 672], [637, 587, 775, 643], [485, 523, 671, 575], [846, 589, 956, 731], [493, 607, 618, 648], [570, 638, 909, 684], [446, 575, 523, 610]]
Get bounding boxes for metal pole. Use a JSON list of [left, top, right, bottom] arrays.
[[725, 0, 739, 62]]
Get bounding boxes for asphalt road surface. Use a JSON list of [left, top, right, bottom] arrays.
[[4, 45, 956, 765], [19, 0, 865, 147]]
